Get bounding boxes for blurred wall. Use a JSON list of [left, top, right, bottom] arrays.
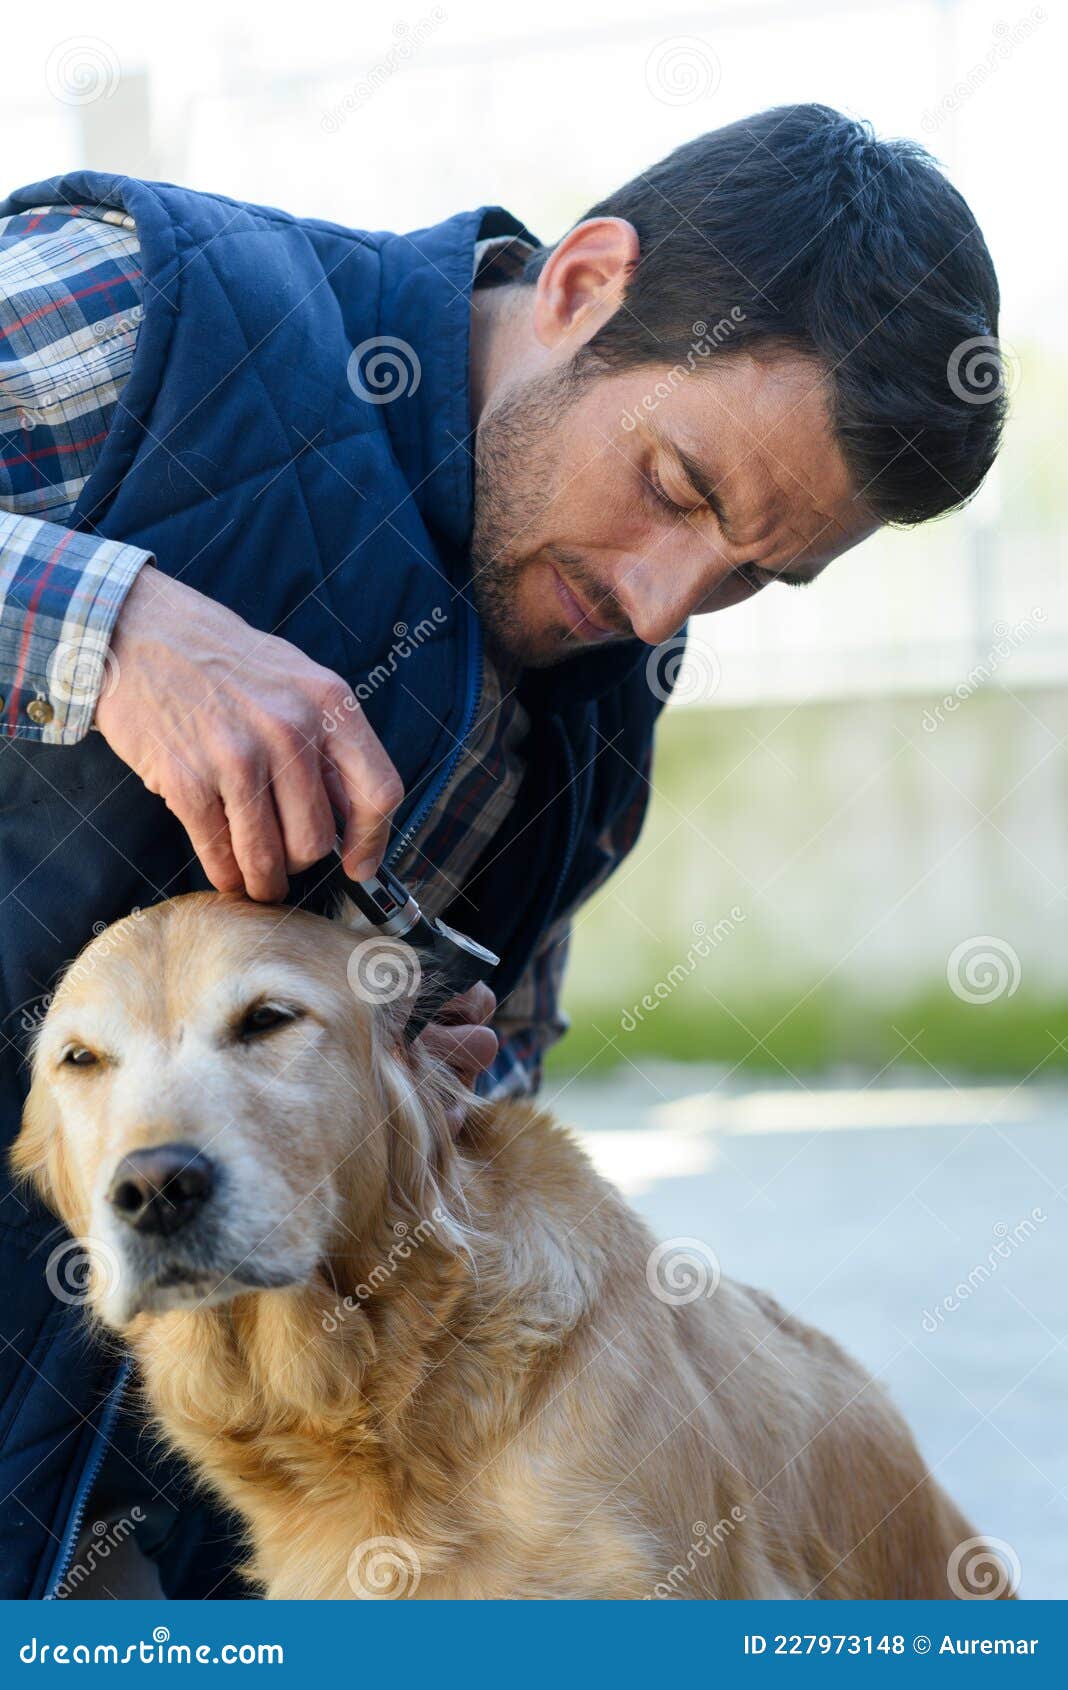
[[558, 683, 1068, 1077]]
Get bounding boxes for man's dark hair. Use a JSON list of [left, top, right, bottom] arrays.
[[521, 104, 1004, 524]]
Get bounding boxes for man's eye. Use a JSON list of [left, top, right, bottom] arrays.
[[645, 469, 689, 518], [61, 1045, 100, 1069], [237, 1002, 301, 1040]]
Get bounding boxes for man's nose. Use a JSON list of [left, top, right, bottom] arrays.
[[615, 541, 733, 647], [107, 1144, 215, 1237]]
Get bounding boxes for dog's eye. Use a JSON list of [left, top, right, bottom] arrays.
[[61, 1044, 100, 1069], [236, 1002, 300, 1040]]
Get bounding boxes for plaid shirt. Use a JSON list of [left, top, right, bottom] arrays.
[[0, 209, 642, 1094], [0, 205, 150, 741]]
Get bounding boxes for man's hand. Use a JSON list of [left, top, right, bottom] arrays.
[[414, 982, 498, 1136], [94, 565, 403, 901]]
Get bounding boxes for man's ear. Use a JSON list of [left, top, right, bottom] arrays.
[[531, 216, 640, 352]]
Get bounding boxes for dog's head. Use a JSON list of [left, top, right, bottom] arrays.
[[13, 893, 465, 1328]]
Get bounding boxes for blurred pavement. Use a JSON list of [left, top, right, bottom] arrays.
[[545, 1063, 1068, 1600]]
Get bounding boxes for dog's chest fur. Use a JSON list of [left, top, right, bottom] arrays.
[[131, 1106, 683, 1598]]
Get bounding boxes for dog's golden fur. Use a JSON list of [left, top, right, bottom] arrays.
[[14, 893, 1002, 1599]]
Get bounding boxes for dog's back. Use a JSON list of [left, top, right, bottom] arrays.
[[433, 1100, 987, 1600]]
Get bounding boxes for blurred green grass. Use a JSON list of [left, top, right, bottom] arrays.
[[548, 984, 1068, 1078], [549, 686, 1068, 1082]]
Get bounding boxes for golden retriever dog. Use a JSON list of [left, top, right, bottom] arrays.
[[13, 893, 1007, 1600]]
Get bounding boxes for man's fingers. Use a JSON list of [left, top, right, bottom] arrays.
[[326, 713, 403, 878], [92, 574, 412, 902], [321, 761, 350, 838], [433, 983, 497, 1027], [417, 1021, 499, 1085], [336, 796, 394, 883], [270, 747, 338, 874], [415, 987, 499, 1095], [221, 773, 288, 902], [171, 787, 244, 895]]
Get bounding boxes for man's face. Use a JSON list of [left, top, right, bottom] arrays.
[[470, 348, 878, 668]]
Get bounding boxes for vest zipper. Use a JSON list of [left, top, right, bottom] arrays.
[[385, 608, 484, 872], [44, 1360, 129, 1600]]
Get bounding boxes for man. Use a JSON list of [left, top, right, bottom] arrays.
[[0, 104, 1002, 1597]]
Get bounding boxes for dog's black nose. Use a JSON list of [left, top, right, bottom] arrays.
[[107, 1144, 214, 1237]]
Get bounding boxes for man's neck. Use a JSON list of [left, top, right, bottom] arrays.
[[468, 283, 526, 426]]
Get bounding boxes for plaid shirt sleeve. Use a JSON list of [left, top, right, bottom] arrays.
[[0, 517, 149, 742], [0, 204, 151, 744], [479, 915, 573, 1100]]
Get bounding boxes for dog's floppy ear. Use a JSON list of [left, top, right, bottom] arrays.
[[12, 1066, 83, 1231], [330, 890, 450, 1050], [332, 892, 476, 1245], [343, 930, 435, 1051], [361, 937, 444, 1048], [370, 1004, 477, 1255]]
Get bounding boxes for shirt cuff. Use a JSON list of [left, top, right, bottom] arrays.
[[0, 515, 151, 744], [478, 1012, 571, 1101], [478, 1047, 541, 1100]]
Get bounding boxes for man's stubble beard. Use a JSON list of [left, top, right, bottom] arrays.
[[469, 365, 581, 671]]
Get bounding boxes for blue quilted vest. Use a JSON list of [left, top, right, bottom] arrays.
[[0, 172, 668, 1596]]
